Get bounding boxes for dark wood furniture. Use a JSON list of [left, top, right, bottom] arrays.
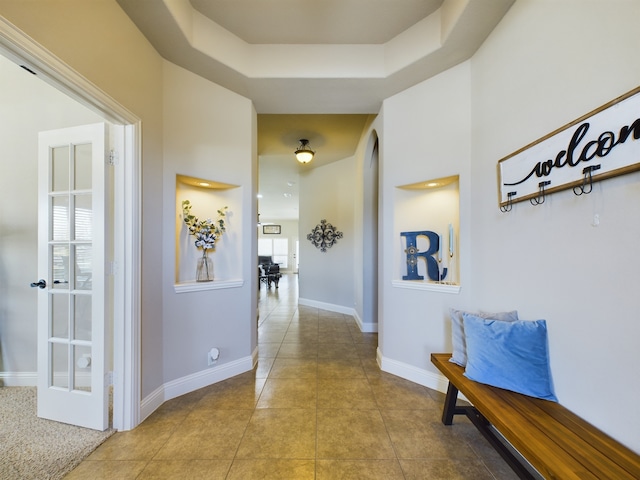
[[431, 353, 640, 480], [258, 257, 281, 288]]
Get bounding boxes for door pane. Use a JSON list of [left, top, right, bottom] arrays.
[[52, 146, 69, 192], [52, 245, 70, 289], [52, 196, 69, 241], [75, 245, 92, 290], [74, 194, 92, 240], [51, 294, 69, 338], [73, 344, 92, 392], [74, 295, 92, 341], [51, 343, 69, 388], [74, 143, 92, 190]]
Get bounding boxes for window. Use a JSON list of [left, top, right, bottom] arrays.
[[259, 238, 288, 269]]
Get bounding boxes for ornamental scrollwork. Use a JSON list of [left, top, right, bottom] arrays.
[[307, 219, 343, 252]]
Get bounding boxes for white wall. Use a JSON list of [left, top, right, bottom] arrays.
[[380, 0, 640, 453], [469, 0, 640, 453], [380, 61, 472, 373], [298, 157, 357, 311], [0, 55, 103, 382], [161, 61, 257, 385]]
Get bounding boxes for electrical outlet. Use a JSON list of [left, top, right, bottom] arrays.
[[207, 347, 220, 366]]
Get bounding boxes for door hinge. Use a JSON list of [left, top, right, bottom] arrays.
[[107, 261, 117, 276], [108, 149, 120, 166]]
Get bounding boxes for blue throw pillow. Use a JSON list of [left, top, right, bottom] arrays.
[[449, 308, 519, 367], [462, 313, 557, 402]]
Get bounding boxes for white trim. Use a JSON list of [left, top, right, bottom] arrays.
[[298, 298, 379, 332], [0, 372, 37, 387], [113, 123, 142, 431], [174, 279, 244, 294], [376, 348, 469, 402], [377, 348, 448, 392], [353, 309, 378, 333], [140, 355, 254, 423], [298, 297, 356, 316], [140, 385, 165, 423], [392, 279, 461, 294], [0, 17, 141, 431]]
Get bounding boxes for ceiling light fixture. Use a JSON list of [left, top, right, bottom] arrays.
[[295, 139, 315, 164]]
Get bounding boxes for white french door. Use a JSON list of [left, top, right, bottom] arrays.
[[35, 123, 109, 430]]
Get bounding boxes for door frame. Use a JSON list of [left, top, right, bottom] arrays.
[[0, 17, 141, 430]]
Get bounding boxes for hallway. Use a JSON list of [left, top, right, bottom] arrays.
[[67, 274, 516, 479]]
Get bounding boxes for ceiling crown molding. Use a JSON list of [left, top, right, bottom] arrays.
[[117, 0, 514, 113]]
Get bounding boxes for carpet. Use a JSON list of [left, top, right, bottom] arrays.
[[0, 387, 115, 479]]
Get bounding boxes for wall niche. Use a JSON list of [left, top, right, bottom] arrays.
[[393, 174, 460, 294], [175, 174, 243, 292]]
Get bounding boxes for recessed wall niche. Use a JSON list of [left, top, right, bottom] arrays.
[[175, 174, 242, 290], [393, 175, 460, 294]]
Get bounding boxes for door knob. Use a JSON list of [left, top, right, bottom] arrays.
[[30, 279, 47, 289]]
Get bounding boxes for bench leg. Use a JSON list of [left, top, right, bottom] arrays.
[[465, 410, 537, 480], [440, 382, 538, 479], [442, 382, 459, 425]]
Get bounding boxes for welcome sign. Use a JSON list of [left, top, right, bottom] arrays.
[[498, 86, 640, 208]]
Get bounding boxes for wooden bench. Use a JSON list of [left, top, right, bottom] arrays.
[[431, 353, 640, 479]]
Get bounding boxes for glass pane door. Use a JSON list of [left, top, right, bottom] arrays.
[[37, 123, 108, 430]]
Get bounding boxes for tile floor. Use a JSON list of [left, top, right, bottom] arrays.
[[66, 274, 517, 479]]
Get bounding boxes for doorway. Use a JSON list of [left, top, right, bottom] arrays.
[[0, 21, 141, 431]]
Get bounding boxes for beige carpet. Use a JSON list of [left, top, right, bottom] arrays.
[[0, 387, 114, 479]]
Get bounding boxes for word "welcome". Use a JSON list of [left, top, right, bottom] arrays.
[[504, 117, 640, 186]]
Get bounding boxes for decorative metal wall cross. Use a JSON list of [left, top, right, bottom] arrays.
[[307, 219, 343, 252]]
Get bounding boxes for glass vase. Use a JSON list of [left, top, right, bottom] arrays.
[[196, 252, 214, 282]]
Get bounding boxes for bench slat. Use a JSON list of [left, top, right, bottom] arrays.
[[528, 399, 640, 477], [503, 391, 640, 479], [431, 353, 640, 480]]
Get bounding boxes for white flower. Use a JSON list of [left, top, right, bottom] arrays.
[[182, 200, 228, 253]]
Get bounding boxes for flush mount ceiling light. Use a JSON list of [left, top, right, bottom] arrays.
[[294, 139, 315, 164]]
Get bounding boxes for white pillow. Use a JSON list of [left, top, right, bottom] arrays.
[[449, 308, 519, 367]]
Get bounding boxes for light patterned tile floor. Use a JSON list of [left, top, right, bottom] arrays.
[[66, 274, 518, 479]]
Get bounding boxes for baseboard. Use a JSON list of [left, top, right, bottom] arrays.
[[0, 372, 37, 386], [352, 309, 378, 333], [140, 354, 254, 422], [376, 348, 470, 403], [298, 297, 356, 316], [140, 385, 165, 422]]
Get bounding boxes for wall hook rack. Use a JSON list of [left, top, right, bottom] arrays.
[[530, 181, 550, 206], [573, 164, 601, 196], [500, 191, 517, 213], [497, 86, 640, 210]]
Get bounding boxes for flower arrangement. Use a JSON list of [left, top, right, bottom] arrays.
[[182, 200, 228, 253]]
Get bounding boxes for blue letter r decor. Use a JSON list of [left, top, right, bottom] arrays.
[[400, 230, 447, 281]]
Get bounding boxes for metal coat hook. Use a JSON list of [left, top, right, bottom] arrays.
[[573, 164, 601, 196], [500, 191, 517, 213], [530, 181, 550, 205]]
